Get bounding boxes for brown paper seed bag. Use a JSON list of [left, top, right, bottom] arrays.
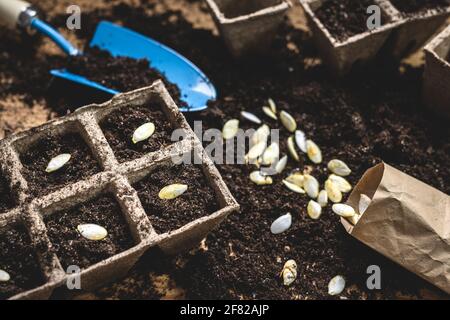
[[342, 162, 450, 294]]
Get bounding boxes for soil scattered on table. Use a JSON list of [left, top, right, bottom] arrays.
[[134, 164, 220, 234], [100, 105, 174, 163], [19, 132, 101, 198], [0, 173, 15, 214], [219, 0, 282, 19], [315, 0, 384, 41], [390, 0, 450, 14], [0, 224, 45, 299], [44, 194, 135, 269]]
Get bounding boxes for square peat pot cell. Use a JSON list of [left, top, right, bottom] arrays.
[[299, 0, 397, 75], [423, 24, 450, 119], [14, 122, 102, 199], [205, 0, 292, 57], [0, 223, 46, 300], [385, 0, 450, 58], [0, 171, 16, 215]]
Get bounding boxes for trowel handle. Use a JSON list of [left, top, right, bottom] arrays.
[[0, 0, 34, 28]]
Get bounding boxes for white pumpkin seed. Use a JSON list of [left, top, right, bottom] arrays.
[[247, 141, 267, 160], [250, 171, 273, 185], [286, 172, 304, 187], [328, 275, 346, 296], [328, 174, 352, 193], [275, 155, 288, 174], [222, 119, 239, 140], [280, 259, 297, 286], [359, 194, 371, 215], [262, 106, 277, 120], [77, 224, 108, 241], [328, 159, 351, 176], [347, 213, 361, 226], [282, 180, 305, 194], [270, 213, 292, 234], [332, 204, 356, 218], [307, 200, 322, 220], [280, 111, 297, 133], [268, 98, 277, 114], [262, 143, 279, 166], [159, 184, 188, 199], [304, 174, 319, 199], [306, 139, 322, 164], [132, 122, 155, 144], [0, 269, 10, 282], [46, 153, 71, 173], [325, 179, 343, 203], [241, 111, 261, 124], [317, 190, 328, 207], [295, 130, 307, 153], [287, 136, 300, 162], [251, 124, 270, 145]]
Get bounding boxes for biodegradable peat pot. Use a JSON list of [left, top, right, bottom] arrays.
[[0, 81, 239, 299], [299, 0, 398, 76], [423, 24, 450, 119], [205, 0, 292, 57]]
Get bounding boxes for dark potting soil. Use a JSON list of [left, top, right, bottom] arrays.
[[0, 224, 45, 299], [390, 0, 450, 14], [315, 0, 384, 42], [0, 173, 15, 214], [220, 0, 282, 19], [44, 194, 135, 270], [19, 132, 101, 198], [133, 164, 219, 234], [100, 105, 174, 163]]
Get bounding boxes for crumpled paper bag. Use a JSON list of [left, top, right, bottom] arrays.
[[342, 162, 450, 294]]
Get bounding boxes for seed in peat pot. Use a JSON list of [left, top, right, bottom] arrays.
[[222, 119, 239, 140], [247, 141, 267, 161], [328, 275, 346, 296], [132, 122, 155, 144], [250, 171, 273, 185], [280, 111, 297, 133], [347, 212, 361, 226], [158, 183, 188, 200], [282, 180, 305, 194], [318, 190, 328, 207], [275, 155, 288, 174], [270, 213, 292, 234], [325, 179, 343, 203], [287, 136, 300, 162], [45, 153, 71, 173], [332, 204, 356, 218], [280, 259, 297, 286], [262, 106, 277, 120], [306, 140, 322, 164], [304, 174, 319, 199], [0, 269, 11, 282], [286, 172, 304, 187], [268, 98, 277, 114], [262, 143, 279, 165], [241, 111, 261, 124], [328, 159, 351, 176], [295, 130, 307, 153], [328, 174, 352, 193], [77, 224, 108, 241], [359, 194, 371, 215], [251, 124, 270, 145], [307, 200, 322, 220]]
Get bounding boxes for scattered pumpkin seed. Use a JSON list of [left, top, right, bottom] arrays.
[[270, 213, 292, 234], [287, 136, 300, 162], [280, 111, 297, 133], [262, 106, 277, 120], [77, 224, 108, 241], [275, 155, 288, 174], [0, 269, 10, 282], [328, 174, 352, 193], [158, 184, 188, 199], [280, 259, 297, 286], [328, 275, 346, 296], [347, 213, 361, 226], [45, 153, 71, 173], [262, 143, 279, 166], [132, 122, 155, 144], [250, 171, 273, 185], [304, 174, 319, 198], [317, 190, 328, 207], [332, 204, 356, 218], [247, 141, 267, 161], [286, 172, 304, 187], [222, 119, 239, 140], [282, 180, 305, 194], [328, 159, 351, 176], [359, 194, 371, 215], [325, 179, 343, 203], [306, 139, 322, 164], [295, 130, 307, 153], [241, 111, 261, 124], [251, 124, 270, 145], [268, 98, 277, 114], [307, 200, 322, 219]]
